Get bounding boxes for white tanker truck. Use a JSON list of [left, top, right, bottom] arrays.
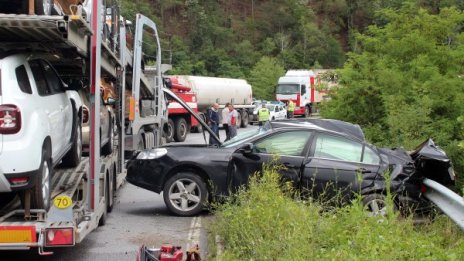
[[168, 75, 255, 129]]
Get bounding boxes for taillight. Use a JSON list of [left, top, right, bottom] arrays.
[[0, 104, 21, 134], [8, 176, 29, 186], [82, 106, 89, 123], [45, 228, 75, 246], [420, 184, 427, 194]]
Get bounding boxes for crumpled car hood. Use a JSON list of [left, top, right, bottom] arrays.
[[380, 138, 455, 187]]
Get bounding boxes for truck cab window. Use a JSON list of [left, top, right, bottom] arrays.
[[301, 84, 306, 95]]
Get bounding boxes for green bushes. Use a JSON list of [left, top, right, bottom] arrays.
[[210, 165, 464, 260]]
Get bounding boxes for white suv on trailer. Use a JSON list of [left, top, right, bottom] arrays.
[[0, 53, 82, 210]]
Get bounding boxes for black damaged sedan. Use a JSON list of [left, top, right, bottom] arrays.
[[126, 119, 455, 216]]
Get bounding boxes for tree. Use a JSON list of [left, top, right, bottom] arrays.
[[248, 57, 285, 100], [321, 5, 464, 178]]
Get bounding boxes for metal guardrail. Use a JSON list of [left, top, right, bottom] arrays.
[[422, 178, 464, 231]]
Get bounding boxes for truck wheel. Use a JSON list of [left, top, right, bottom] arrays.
[[166, 119, 174, 142], [174, 118, 188, 142], [62, 118, 82, 167], [21, 149, 52, 211], [35, 0, 53, 15], [240, 110, 249, 128], [102, 122, 113, 156], [236, 113, 241, 129], [305, 105, 311, 118], [163, 172, 208, 216]]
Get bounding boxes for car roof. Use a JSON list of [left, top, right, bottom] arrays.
[[270, 118, 365, 141]]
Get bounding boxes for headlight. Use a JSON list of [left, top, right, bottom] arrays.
[[136, 148, 168, 160]]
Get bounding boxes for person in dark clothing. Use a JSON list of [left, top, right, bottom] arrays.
[[208, 103, 220, 145], [222, 102, 231, 141]]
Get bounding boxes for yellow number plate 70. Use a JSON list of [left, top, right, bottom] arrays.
[[53, 195, 73, 209]]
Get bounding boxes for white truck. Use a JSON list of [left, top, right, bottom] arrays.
[[168, 75, 255, 128], [276, 70, 324, 117], [0, 0, 165, 255]]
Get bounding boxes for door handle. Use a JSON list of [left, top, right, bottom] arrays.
[[356, 168, 371, 174], [283, 162, 295, 168]]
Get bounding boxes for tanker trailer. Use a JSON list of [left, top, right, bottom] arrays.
[[169, 75, 254, 128]]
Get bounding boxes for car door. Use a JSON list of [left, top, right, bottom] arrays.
[[229, 130, 313, 190], [40, 60, 72, 154], [302, 132, 380, 201], [29, 60, 68, 159]]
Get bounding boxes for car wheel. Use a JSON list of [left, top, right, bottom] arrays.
[[35, 0, 53, 15], [102, 123, 113, 156], [0, 192, 17, 209], [362, 194, 389, 217], [163, 172, 208, 216], [240, 110, 249, 128], [166, 119, 174, 142], [21, 149, 52, 211], [62, 118, 82, 167], [173, 117, 188, 142]]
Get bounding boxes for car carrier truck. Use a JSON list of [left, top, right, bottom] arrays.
[[0, 0, 166, 255]]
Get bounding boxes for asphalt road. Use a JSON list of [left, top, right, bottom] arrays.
[[2, 124, 258, 260]]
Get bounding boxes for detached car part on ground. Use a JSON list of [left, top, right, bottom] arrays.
[[127, 93, 455, 216]]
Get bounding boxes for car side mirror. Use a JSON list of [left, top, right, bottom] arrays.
[[238, 143, 254, 154], [105, 97, 117, 106]]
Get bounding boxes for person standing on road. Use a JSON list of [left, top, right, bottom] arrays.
[[207, 103, 220, 145], [222, 102, 231, 141], [228, 104, 238, 139], [287, 100, 295, 118], [258, 103, 270, 130]]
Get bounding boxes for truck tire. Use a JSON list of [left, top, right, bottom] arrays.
[[240, 110, 249, 128], [174, 117, 188, 142], [236, 113, 241, 129], [21, 148, 52, 211], [305, 105, 311, 118], [35, 0, 53, 15], [166, 119, 174, 143]]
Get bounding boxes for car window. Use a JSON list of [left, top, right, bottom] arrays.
[[362, 146, 380, 164], [40, 60, 63, 94], [29, 60, 51, 96], [254, 130, 312, 156], [222, 127, 271, 148], [314, 133, 362, 162], [15, 65, 32, 94]]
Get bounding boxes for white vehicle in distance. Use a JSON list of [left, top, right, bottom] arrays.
[[266, 103, 287, 121], [0, 53, 83, 210]]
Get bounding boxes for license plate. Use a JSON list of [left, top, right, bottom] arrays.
[[0, 226, 36, 243]]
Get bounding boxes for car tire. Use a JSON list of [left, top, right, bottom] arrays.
[[35, 0, 53, 15], [21, 149, 52, 211], [173, 117, 188, 142], [166, 119, 174, 142], [240, 110, 249, 128], [362, 194, 390, 217], [102, 122, 113, 156], [62, 118, 82, 167], [163, 172, 208, 216]]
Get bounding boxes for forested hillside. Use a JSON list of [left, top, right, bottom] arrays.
[[121, 0, 464, 184]]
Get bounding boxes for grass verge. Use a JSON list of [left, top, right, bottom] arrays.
[[209, 164, 464, 260]]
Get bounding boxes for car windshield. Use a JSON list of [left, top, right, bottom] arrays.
[[222, 127, 272, 148], [276, 84, 299, 94], [266, 105, 275, 111]]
